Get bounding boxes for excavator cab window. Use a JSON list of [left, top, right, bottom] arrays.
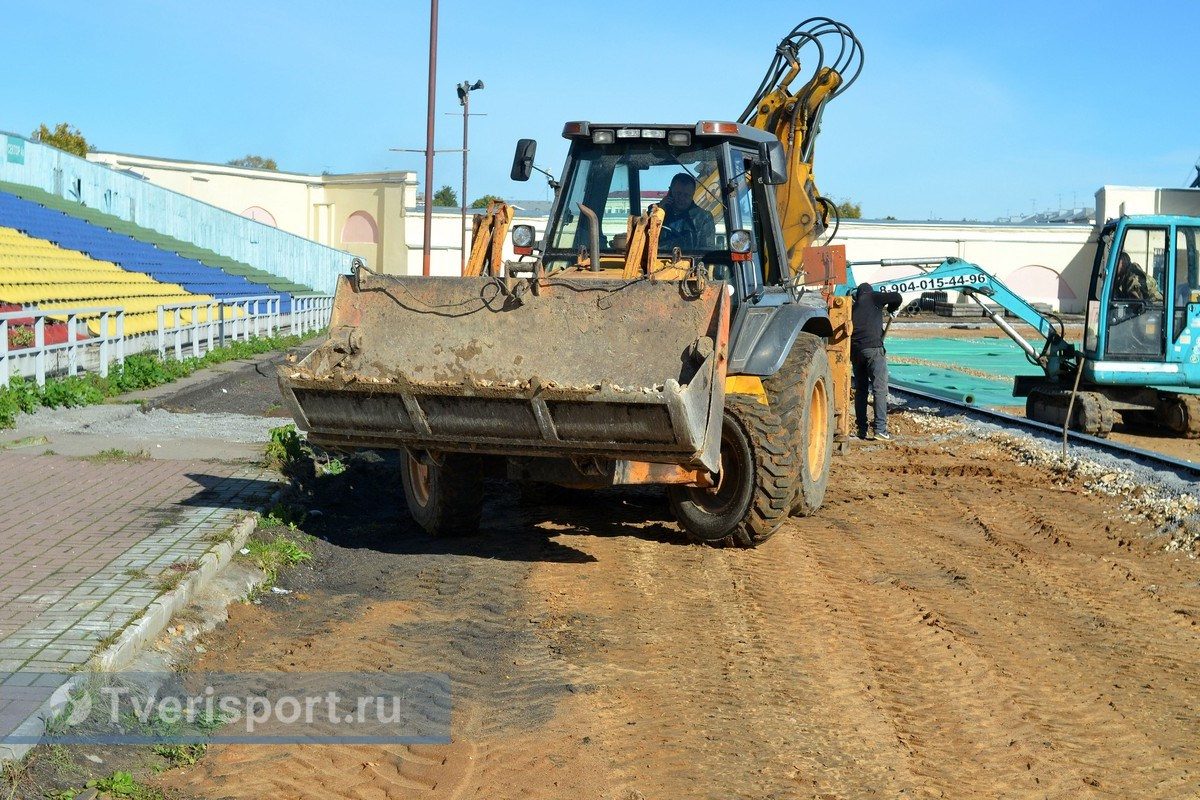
[[1173, 226, 1200, 342], [1105, 226, 1167, 360]]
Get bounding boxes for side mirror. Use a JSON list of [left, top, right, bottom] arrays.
[[511, 138, 537, 182], [758, 140, 787, 185]]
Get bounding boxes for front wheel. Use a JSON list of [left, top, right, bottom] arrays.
[[667, 396, 794, 548], [400, 450, 484, 535]]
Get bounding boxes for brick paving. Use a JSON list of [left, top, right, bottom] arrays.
[[0, 452, 280, 673]]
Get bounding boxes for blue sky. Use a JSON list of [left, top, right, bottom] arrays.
[[3, 0, 1197, 220]]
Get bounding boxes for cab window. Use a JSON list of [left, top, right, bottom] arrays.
[[1174, 226, 1200, 341], [1105, 227, 1166, 359]]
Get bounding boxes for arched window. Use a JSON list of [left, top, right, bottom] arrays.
[[242, 206, 277, 227], [341, 210, 379, 244], [1008, 264, 1076, 304]]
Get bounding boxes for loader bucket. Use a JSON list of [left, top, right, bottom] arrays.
[[278, 271, 731, 472]]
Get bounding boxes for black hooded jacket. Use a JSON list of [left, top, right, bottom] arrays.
[[851, 282, 902, 352]]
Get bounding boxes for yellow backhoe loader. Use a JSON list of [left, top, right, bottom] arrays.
[[278, 18, 863, 546]]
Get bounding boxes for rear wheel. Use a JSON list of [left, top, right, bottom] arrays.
[[762, 333, 834, 515], [400, 450, 483, 535], [667, 396, 794, 547]]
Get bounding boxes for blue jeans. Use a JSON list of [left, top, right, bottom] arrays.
[[852, 346, 889, 436]]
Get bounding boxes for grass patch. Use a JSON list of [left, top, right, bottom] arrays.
[[204, 528, 237, 545], [153, 560, 199, 594], [243, 530, 312, 585], [264, 423, 306, 471], [85, 769, 165, 800], [0, 434, 49, 450], [257, 500, 305, 530], [85, 447, 150, 464], [0, 330, 323, 430], [124, 568, 149, 579], [151, 743, 206, 769]]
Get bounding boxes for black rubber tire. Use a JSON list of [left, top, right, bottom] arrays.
[[400, 451, 484, 535], [667, 396, 794, 548], [762, 332, 834, 516]]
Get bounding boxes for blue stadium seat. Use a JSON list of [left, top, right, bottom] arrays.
[[0, 191, 293, 312]]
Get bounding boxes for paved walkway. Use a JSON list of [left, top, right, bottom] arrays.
[[0, 452, 280, 673]]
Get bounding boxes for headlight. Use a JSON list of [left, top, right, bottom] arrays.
[[591, 129, 615, 144], [511, 224, 535, 249], [729, 229, 752, 254]]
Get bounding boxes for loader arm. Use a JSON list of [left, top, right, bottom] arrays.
[[841, 257, 1077, 379]]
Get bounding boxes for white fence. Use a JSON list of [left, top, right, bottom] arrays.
[[156, 295, 282, 360], [2, 294, 333, 386], [0, 307, 125, 386], [293, 294, 334, 335]]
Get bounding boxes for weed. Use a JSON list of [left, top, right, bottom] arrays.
[[9, 324, 33, 348], [204, 529, 236, 545], [95, 628, 124, 650], [151, 743, 206, 768], [264, 423, 307, 470], [243, 532, 312, 585], [319, 457, 347, 476], [123, 568, 149, 579], [85, 448, 149, 464], [257, 501, 305, 530], [154, 560, 199, 593], [87, 770, 165, 800]]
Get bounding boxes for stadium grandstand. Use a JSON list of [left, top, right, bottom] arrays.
[[0, 131, 351, 381]]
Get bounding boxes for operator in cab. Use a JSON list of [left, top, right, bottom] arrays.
[[659, 173, 716, 250], [851, 282, 903, 441], [1114, 252, 1162, 301]]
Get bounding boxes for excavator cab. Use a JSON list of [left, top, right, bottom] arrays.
[[1084, 215, 1200, 390]]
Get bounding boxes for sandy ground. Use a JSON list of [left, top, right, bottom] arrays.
[[151, 412, 1200, 800]]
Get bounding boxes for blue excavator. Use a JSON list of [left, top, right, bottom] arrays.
[[840, 214, 1200, 438]]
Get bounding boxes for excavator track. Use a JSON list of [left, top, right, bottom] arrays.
[[1159, 392, 1200, 439], [1026, 388, 1115, 438]]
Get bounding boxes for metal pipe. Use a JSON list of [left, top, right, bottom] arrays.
[[422, 0, 439, 277], [891, 379, 975, 406], [964, 292, 1041, 361], [578, 203, 600, 271], [847, 256, 952, 268], [460, 87, 468, 275]]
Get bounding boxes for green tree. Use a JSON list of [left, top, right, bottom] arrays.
[[433, 185, 459, 207], [835, 199, 862, 219], [470, 194, 504, 209], [33, 123, 89, 157], [227, 155, 278, 170]]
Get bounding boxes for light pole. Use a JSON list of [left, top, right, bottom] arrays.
[[456, 79, 484, 274], [421, 0, 439, 277]]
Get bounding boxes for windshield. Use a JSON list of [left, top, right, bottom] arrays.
[[544, 141, 729, 270]]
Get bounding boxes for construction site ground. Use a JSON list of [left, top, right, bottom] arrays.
[[10, 350, 1199, 800]]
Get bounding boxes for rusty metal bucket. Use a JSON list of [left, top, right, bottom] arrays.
[[278, 270, 731, 472]]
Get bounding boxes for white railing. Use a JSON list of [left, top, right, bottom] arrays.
[[156, 295, 282, 360], [292, 294, 334, 334], [0, 307, 125, 386]]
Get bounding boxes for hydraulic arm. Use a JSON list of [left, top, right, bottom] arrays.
[[740, 18, 863, 278], [841, 256, 1078, 381]]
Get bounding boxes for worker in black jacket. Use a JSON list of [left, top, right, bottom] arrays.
[[851, 282, 903, 440]]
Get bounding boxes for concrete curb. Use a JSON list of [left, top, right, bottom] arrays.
[[90, 486, 284, 672]]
